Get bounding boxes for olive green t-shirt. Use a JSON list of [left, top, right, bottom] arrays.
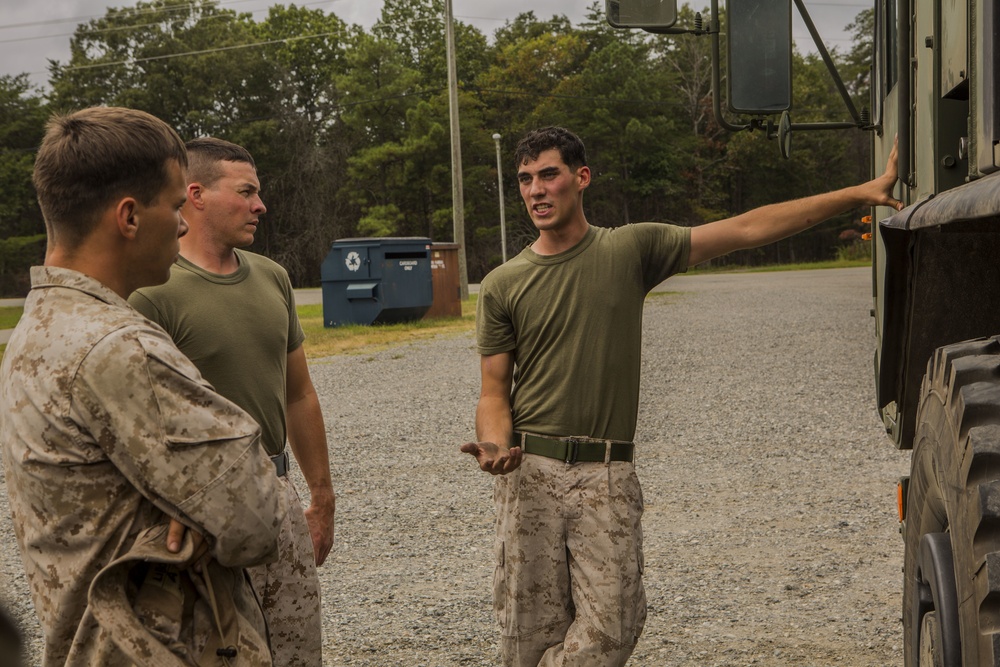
[[477, 223, 690, 442], [130, 250, 305, 456]]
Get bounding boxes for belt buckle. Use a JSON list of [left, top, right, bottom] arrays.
[[564, 437, 581, 464]]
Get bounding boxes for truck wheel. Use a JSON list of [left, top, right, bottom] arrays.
[[904, 336, 1000, 667]]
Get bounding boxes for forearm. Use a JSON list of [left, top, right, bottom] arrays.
[[691, 182, 886, 266], [286, 392, 334, 504], [476, 394, 514, 448], [689, 141, 901, 268], [155, 436, 287, 567], [736, 184, 870, 248]]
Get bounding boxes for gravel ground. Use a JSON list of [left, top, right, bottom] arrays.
[[0, 266, 910, 666]]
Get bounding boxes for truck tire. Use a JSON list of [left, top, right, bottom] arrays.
[[904, 336, 1000, 667]]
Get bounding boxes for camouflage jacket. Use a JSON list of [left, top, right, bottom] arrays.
[[0, 267, 287, 666]]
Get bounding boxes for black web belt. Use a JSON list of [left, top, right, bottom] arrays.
[[514, 432, 634, 464]]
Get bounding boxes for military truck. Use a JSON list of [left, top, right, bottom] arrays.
[[607, 0, 1000, 664]]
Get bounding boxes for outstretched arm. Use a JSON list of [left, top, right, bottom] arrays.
[[461, 352, 522, 475], [688, 137, 903, 267]]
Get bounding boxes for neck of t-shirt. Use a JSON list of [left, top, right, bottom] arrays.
[[533, 222, 590, 256]]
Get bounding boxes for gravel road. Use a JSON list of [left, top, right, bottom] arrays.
[[0, 266, 910, 666]]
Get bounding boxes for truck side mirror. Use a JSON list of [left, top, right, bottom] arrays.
[[726, 0, 793, 114], [606, 0, 678, 29]]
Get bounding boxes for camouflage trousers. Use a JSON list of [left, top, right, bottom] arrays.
[[248, 476, 323, 666], [493, 454, 646, 667]]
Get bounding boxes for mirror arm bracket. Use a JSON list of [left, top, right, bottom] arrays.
[[706, 0, 751, 133], [793, 0, 862, 125], [628, 0, 872, 139]]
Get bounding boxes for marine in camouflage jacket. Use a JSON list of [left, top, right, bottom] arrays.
[[0, 267, 288, 666]]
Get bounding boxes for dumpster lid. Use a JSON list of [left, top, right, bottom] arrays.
[[332, 236, 432, 245]]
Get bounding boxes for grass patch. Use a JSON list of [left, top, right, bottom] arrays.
[[0, 307, 24, 329], [0, 300, 478, 363], [688, 258, 869, 274], [299, 297, 477, 359]]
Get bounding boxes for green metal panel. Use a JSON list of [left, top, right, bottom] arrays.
[[941, 0, 968, 97]]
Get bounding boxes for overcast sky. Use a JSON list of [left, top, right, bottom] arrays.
[[0, 0, 868, 89]]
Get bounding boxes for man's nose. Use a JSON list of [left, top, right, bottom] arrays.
[[178, 213, 189, 238]]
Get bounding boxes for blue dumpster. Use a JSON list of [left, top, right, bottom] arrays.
[[321, 237, 433, 327]]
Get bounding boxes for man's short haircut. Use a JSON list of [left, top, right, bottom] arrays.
[[32, 106, 187, 249], [185, 137, 256, 188], [513, 126, 588, 170]]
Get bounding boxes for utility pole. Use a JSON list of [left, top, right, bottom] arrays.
[[492, 133, 507, 263], [444, 0, 468, 299]]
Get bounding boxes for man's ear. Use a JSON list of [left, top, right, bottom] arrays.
[[577, 165, 592, 190], [187, 182, 205, 209], [115, 198, 139, 240]]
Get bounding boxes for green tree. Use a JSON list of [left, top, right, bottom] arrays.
[[0, 74, 47, 295], [32, 0, 884, 284], [723, 48, 870, 266], [337, 30, 424, 238], [257, 4, 349, 121], [45, 1, 359, 285], [0, 75, 46, 239], [49, 0, 271, 138], [239, 6, 354, 284]]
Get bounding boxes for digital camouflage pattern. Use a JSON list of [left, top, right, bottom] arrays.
[[493, 454, 645, 667], [132, 251, 324, 665], [0, 267, 288, 666], [85, 523, 271, 666], [248, 479, 322, 666], [477, 224, 688, 665]]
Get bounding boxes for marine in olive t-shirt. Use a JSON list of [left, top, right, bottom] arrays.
[[476, 222, 690, 442], [130, 249, 304, 456]]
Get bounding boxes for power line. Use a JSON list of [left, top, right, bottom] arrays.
[[1, 0, 867, 33], [42, 15, 581, 74], [0, 15, 241, 46], [3, 2, 566, 41], [5, 1, 866, 77], [0, 6, 525, 49], [0, 0, 342, 45], [0, 0, 287, 31], [60, 29, 343, 71]]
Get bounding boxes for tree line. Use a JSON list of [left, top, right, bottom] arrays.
[[0, 0, 874, 296]]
